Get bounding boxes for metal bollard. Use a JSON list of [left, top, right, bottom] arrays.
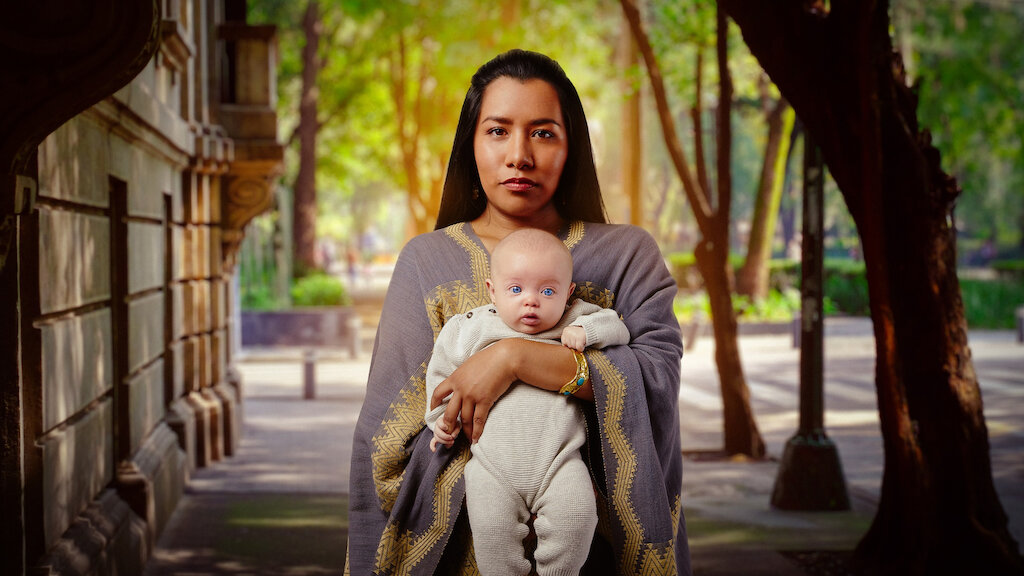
[[347, 314, 362, 359], [303, 349, 316, 400]]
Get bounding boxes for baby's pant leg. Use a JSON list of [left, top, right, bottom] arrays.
[[532, 455, 597, 576], [464, 458, 532, 576]]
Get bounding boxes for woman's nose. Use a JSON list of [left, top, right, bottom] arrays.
[[506, 133, 533, 169]]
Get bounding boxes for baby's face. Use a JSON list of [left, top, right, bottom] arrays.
[[487, 247, 574, 335]]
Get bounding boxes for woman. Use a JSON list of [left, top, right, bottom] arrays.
[[346, 49, 690, 575]]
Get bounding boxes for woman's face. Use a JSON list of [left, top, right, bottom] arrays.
[[473, 77, 568, 222]]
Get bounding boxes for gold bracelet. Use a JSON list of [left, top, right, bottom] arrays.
[[559, 349, 589, 396]]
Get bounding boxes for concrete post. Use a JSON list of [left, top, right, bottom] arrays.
[[303, 349, 316, 400]]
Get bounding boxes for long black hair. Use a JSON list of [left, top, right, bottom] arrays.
[[434, 49, 607, 230]]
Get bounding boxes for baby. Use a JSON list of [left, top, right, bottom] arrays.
[[424, 228, 630, 575]]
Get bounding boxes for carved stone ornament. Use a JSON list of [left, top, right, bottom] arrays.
[[222, 163, 281, 272]]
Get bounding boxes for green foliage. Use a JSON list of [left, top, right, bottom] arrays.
[[898, 0, 1024, 248], [959, 278, 1024, 329], [674, 288, 814, 324], [241, 285, 282, 311], [991, 259, 1024, 281], [822, 260, 870, 316], [290, 273, 351, 307]]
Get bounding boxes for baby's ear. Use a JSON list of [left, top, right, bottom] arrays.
[[485, 278, 496, 302]]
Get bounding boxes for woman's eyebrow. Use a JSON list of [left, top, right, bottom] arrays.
[[480, 115, 562, 127]]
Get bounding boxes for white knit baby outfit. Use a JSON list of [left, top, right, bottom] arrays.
[[425, 300, 630, 575]]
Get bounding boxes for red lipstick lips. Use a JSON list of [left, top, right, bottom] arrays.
[[501, 177, 537, 192]]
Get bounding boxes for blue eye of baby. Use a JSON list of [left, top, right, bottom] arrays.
[[511, 286, 521, 294], [542, 288, 554, 296]]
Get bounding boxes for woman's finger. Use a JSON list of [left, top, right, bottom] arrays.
[[470, 401, 493, 444], [460, 398, 476, 441], [431, 380, 453, 410], [443, 391, 462, 433]]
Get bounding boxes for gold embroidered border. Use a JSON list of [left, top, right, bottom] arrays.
[[447, 223, 490, 294], [590, 352, 643, 573], [564, 220, 585, 250], [374, 443, 472, 575], [573, 281, 615, 309], [371, 364, 430, 513]]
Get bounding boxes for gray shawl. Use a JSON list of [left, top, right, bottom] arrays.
[[346, 221, 690, 575]]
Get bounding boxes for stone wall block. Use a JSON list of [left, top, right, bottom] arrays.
[[198, 334, 211, 390], [184, 392, 213, 468], [181, 281, 195, 335], [169, 340, 185, 401], [209, 225, 223, 277], [183, 336, 198, 394], [181, 226, 194, 279], [171, 225, 185, 281], [128, 292, 164, 374], [38, 489, 148, 576], [128, 222, 164, 293], [212, 382, 239, 457], [198, 226, 210, 277], [170, 283, 185, 341], [37, 116, 110, 208], [198, 280, 211, 332], [199, 389, 224, 462], [42, 399, 114, 549], [39, 208, 111, 315], [117, 422, 186, 550], [210, 279, 225, 330], [166, 398, 197, 474], [211, 329, 225, 386], [41, 308, 113, 431], [126, 359, 166, 455]]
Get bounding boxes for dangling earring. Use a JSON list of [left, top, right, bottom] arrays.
[[472, 185, 480, 200]]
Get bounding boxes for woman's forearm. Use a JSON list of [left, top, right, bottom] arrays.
[[505, 339, 595, 401]]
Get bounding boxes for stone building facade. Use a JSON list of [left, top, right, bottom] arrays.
[[0, 1, 282, 573]]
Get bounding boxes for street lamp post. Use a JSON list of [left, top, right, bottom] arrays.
[[770, 132, 850, 511]]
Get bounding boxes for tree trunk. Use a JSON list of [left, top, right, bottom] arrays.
[[696, 237, 765, 456], [721, 1, 1023, 573], [619, 0, 766, 457], [293, 0, 321, 275], [737, 94, 795, 299], [621, 12, 643, 226]]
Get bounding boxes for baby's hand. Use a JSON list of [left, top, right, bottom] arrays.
[[561, 326, 587, 352], [429, 417, 462, 452]]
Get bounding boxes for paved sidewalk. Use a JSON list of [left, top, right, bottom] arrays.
[[146, 319, 1024, 575]]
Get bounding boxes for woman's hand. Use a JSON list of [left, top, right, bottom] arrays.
[[429, 339, 593, 444], [430, 339, 518, 444]]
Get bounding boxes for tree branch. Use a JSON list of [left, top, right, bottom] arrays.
[[618, 0, 713, 230]]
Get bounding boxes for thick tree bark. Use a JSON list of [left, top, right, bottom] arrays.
[[737, 92, 795, 299], [721, 1, 1023, 573], [293, 0, 321, 274], [620, 0, 766, 457]]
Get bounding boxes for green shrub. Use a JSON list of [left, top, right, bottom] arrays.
[[823, 259, 870, 316], [674, 288, 820, 324], [991, 259, 1024, 282], [960, 278, 1024, 329], [290, 274, 351, 307], [241, 284, 280, 311]]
